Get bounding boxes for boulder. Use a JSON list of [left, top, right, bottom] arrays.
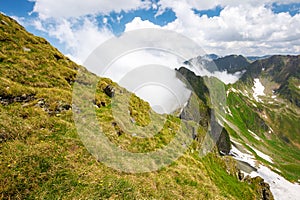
[[104, 85, 115, 97]]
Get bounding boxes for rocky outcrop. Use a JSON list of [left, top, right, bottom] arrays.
[[210, 110, 231, 155], [104, 85, 115, 97], [244, 176, 274, 200], [0, 94, 35, 105]]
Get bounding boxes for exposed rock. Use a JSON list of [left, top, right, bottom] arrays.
[[244, 176, 274, 200], [104, 85, 115, 97], [54, 53, 64, 60], [92, 99, 106, 108], [35, 99, 71, 114], [210, 110, 231, 155], [111, 122, 123, 136], [0, 94, 35, 105], [1, 20, 8, 25], [238, 171, 244, 181]]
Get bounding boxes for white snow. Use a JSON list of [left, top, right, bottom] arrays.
[[248, 129, 262, 141], [250, 166, 300, 200], [231, 88, 238, 93], [250, 146, 273, 163], [230, 144, 257, 167], [230, 142, 300, 200], [269, 127, 274, 133], [272, 95, 277, 99], [226, 88, 236, 96], [252, 78, 265, 102], [225, 106, 233, 117]]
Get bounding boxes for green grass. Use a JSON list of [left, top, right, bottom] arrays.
[[0, 13, 269, 199], [225, 84, 300, 182]]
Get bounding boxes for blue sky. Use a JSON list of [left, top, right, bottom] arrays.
[[0, 0, 300, 64]]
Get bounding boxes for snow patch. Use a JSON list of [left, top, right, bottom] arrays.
[[225, 106, 233, 117], [230, 144, 257, 167], [231, 88, 238, 93], [230, 145, 255, 164], [269, 127, 274, 133], [230, 142, 300, 200], [250, 146, 273, 163], [248, 129, 262, 141], [250, 166, 300, 200], [252, 78, 265, 102]]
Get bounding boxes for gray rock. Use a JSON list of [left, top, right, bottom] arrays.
[[104, 85, 115, 97]]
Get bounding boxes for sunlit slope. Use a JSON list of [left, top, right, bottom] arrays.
[[224, 55, 300, 181], [0, 13, 270, 199]]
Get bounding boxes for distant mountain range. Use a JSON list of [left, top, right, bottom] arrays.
[[185, 54, 274, 74]]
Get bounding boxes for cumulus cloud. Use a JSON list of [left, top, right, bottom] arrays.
[[30, 0, 300, 63], [125, 17, 160, 31], [34, 17, 113, 64], [157, 0, 300, 13], [124, 2, 300, 56], [31, 0, 152, 19]]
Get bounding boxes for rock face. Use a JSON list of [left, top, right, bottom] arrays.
[[176, 67, 231, 154], [244, 176, 274, 200], [241, 55, 300, 107], [0, 94, 35, 105], [104, 85, 115, 97], [210, 110, 231, 155]]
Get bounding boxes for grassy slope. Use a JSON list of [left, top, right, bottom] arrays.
[[225, 77, 300, 182], [0, 14, 263, 199]]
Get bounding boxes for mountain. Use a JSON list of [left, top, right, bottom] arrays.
[[223, 55, 300, 198], [246, 55, 271, 62], [241, 55, 300, 107], [212, 55, 250, 73], [177, 54, 300, 199], [185, 54, 251, 74], [0, 13, 272, 199], [203, 54, 220, 60]]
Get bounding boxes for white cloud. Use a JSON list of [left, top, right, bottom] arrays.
[[31, 0, 152, 19], [124, 2, 300, 56], [10, 15, 26, 26], [101, 50, 191, 114], [157, 0, 300, 13], [125, 17, 160, 31], [26, 0, 300, 112], [34, 17, 113, 64], [30, 0, 300, 64]]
